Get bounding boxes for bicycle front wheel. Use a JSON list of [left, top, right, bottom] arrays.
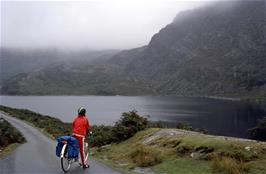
[[61, 144, 72, 173]]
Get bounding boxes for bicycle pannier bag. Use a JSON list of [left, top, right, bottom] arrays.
[[56, 136, 80, 158]]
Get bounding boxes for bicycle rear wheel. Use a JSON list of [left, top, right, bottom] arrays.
[[61, 144, 72, 173]]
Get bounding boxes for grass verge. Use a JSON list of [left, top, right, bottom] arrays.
[[0, 143, 20, 159], [0, 105, 71, 139], [93, 129, 266, 174], [0, 117, 26, 159]]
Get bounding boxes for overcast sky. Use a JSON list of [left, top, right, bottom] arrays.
[[1, 0, 218, 50]]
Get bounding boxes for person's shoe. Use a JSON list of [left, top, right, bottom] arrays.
[[83, 164, 90, 169]]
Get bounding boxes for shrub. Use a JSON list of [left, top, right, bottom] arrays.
[[148, 121, 169, 128], [176, 122, 208, 134], [0, 105, 71, 139], [0, 119, 26, 148], [112, 110, 148, 142], [211, 153, 249, 174], [1, 105, 149, 147], [119, 110, 148, 131], [111, 123, 130, 142], [90, 125, 114, 147], [248, 117, 266, 141], [130, 145, 162, 167], [86, 110, 149, 147], [176, 122, 193, 131], [220, 148, 258, 162]]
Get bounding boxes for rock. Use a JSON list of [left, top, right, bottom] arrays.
[[245, 146, 251, 151], [101, 155, 109, 161], [116, 161, 129, 166], [131, 167, 156, 174]]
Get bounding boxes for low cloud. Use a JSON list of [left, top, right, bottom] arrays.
[[1, 0, 209, 50]]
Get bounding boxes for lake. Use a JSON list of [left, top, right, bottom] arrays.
[[0, 96, 265, 138]]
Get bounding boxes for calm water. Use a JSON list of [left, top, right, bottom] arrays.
[[0, 96, 265, 138]]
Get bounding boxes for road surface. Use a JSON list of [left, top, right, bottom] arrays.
[[0, 113, 121, 174]]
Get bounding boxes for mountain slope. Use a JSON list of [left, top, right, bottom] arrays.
[[0, 48, 62, 84], [123, 0, 265, 97], [1, 1, 265, 98], [0, 48, 118, 83]]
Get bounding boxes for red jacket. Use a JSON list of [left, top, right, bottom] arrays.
[[72, 115, 90, 137]]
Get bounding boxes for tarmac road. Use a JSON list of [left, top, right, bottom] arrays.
[[0, 113, 121, 174]]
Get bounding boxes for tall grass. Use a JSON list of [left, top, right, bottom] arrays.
[[211, 153, 249, 174], [130, 144, 162, 167]]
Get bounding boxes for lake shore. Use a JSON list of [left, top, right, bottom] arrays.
[[1, 105, 266, 174], [1, 95, 265, 138], [202, 95, 241, 101]]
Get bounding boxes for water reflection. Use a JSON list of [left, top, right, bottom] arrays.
[[145, 97, 266, 138]]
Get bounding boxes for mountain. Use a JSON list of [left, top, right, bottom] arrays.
[[0, 48, 62, 84], [122, 0, 265, 97], [0, 48, 119, 81], [0, 49, 120, 93], [1, 0, 265, 100], [0, 48, 148, 95]]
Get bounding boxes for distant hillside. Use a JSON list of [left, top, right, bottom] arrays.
[[0, 48, 119, 82], [0, 49, 122, 94], [1, 1, 265, 100], [0, 48, 62, 84]]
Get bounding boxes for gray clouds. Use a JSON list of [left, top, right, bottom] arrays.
[[1, 0, 208, 50]]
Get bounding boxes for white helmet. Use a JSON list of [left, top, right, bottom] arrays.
[[78, 107, 86, 115]]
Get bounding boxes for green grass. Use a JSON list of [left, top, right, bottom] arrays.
[[15, 117, 56, 140], [153, 158, 211, 174], [0, 105, 72, 139], [93, 128, 160, 172], [0, 143, 20, 159], [0, 117, 26, 159], [93, 129, 266, 174], [248, 159, 266, 174]]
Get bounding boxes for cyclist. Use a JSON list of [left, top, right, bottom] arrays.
[[72, 107, 90, 168]]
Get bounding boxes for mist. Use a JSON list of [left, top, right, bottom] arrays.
[[1, 0, 213, 51]]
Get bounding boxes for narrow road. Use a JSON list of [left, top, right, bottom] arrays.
[[0, 113, 121, 174]]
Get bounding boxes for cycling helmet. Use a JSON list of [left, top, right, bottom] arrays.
[[78, 107, 86, 116]]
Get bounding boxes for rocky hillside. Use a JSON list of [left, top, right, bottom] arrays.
[[1, 1, 265, 99], [117, 0, 265, 97]]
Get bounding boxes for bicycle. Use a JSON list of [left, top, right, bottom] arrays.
[[58, 133, 92, 173]]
